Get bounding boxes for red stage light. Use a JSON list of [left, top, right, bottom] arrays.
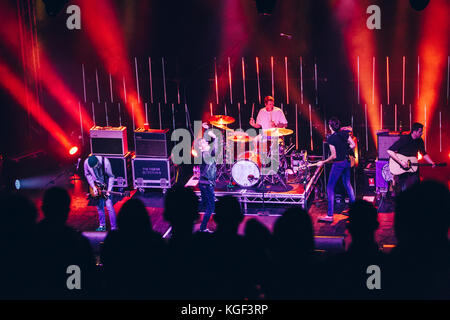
[[69, 146, 79, 156]]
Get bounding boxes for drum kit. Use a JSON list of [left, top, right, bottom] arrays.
[[206, 114, 315, 189]]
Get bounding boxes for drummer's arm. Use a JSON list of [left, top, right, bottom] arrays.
[[277, 122, 288, 128]]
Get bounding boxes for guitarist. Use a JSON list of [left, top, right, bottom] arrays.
[[387, 122, 436, 194], [317, 117, 356, 222], [84, 155, 117, 231]]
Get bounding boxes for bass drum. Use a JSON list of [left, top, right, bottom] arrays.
[[231, 159, 261, 188]]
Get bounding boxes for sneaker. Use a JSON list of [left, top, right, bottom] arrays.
[[200, 228, 214, 233], [96, 226, 107, 232], [318, 215, 333, 222]]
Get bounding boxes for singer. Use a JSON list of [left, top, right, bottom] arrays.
[[194, 123, 218, 233]]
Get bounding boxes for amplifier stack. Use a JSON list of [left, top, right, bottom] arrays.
[[89, 126, 132, 189], [132, 128, 175, 191]]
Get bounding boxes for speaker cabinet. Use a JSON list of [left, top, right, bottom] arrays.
[[377, 132, 401, 160], [134, 128, 170, 158], [90, 126, 128, 156]]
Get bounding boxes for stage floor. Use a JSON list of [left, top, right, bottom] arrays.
[[23, 175, 398, 253]]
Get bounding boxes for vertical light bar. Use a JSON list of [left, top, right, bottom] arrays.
[[380, 104, 383, 129], [171, 103, 175, 130], [309, 104, 313, 151], [162, 58, 167, 104], [148, 57, 154, 104], [132, 103, 135, 131], [81, 64, 87, 103], [122, 75, 127, 104], [372, 57, 375, 105], [394, 104, 397, 131], [145, 102, 148, 124], [409, 104, 412, 131], [285, 57, 289, 104], [424, 104, 427, 149], [91, 101, 96, 126], [109, 73, 113, 103], [78, 101, 84, 145], [300, 57, 304, 104], [95, 69, 100, 103], [241, 57, 246, 105], [314, 61, 318, 105], [134, 57, 140, 104], [271, 56, 274, 98], [158, 102, 162, 129], [118, 102, 122, 127], [402, 56, 406, 105], [295, 103, 298, 149], [238, 102, 242, 129], [280, 103, 283, 111], [214, 58, 219, 105], [209, 102, 213, 116], [177, 82, 180, 104], [104, 102, 109, 127], [417, 56, 420, 102], [228, 57, 233, 104], [357, 56, 360, 104], [224, 103, 228, 116], [386, 57, 390, 105], [365, 104, 368, 151], [439, 111, 442, 152], [447, 56, 449, 105], [256, 57, 261, 104], [251, 103, 255, 119]]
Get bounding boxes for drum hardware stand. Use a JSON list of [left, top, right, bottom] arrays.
[[256, 175, 270, 216]]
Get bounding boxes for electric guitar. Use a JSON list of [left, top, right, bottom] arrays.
[[389, 154, 446, 176], [88, 181, 130, 199]]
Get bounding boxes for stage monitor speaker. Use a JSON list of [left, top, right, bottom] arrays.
[[90, 126, 128, 156], [134, 128, 170, 158], [377, 132, 401, 160]]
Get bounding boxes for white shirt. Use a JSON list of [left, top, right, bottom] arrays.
[[256, 107, 288, 130]]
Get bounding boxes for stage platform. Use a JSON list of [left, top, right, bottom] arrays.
[[185, 166, 324, 212]]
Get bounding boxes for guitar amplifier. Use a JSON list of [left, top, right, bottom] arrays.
[[103, 152, 133, 188], [134, 128, 170, 158], [377, 131, 401, 160], [90, 126, 128, 156], [131, 156, 176, 189]]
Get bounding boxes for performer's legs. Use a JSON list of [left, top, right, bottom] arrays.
[[97, 198, 106, 228], [105, 197, 117, 230], [342, 162, 356, 204], [199, 184, 215, 231], [327, 162, 345, 216]]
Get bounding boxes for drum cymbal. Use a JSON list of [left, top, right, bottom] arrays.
[[263, 128, 294, 137], [228, 134, 253, 142], [210, 122, 232, 131], [208, 115, 235, 125]]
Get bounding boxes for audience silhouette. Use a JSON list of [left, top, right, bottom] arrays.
[[325, 200, 387, 299], [34, 187, 97, 299], [101, 198, 167, 299], [0, 179, 449, 300]]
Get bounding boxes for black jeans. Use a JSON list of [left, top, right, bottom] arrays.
[[394, 172, 419, 194], [199, 183, 215, 231]]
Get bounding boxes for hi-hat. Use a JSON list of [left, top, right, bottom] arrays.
[[263, 128, 293, 137], [208, 115, 235, 125], [228, 134, 253, 142]]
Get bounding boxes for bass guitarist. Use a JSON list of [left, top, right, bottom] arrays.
[[84, 155, 117, 231], [387, 122, 436, 194]]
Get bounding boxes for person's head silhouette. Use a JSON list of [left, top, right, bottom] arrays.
[[41, 187, 71, 225], [117, 198, 152, 233], [214, 196, 244, 234], [347, 200, 379, 243], [163, 185, 199, 233], [395, 180, 450, 250]]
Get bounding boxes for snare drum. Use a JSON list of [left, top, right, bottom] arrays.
[[231, 159, 261, 187]]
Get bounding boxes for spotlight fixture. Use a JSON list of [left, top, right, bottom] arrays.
[[409, 0, 430, 11], [69, 146, 79, 156], [255, 0, 277, 16]]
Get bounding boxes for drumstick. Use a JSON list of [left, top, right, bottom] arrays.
[[251, 103, 255, 119]]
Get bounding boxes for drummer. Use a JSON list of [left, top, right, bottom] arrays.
[[249, 96, 288, 162], [249, 96, 288, 130]]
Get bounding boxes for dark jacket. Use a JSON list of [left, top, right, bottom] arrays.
[[199, 136, 218, 186]]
